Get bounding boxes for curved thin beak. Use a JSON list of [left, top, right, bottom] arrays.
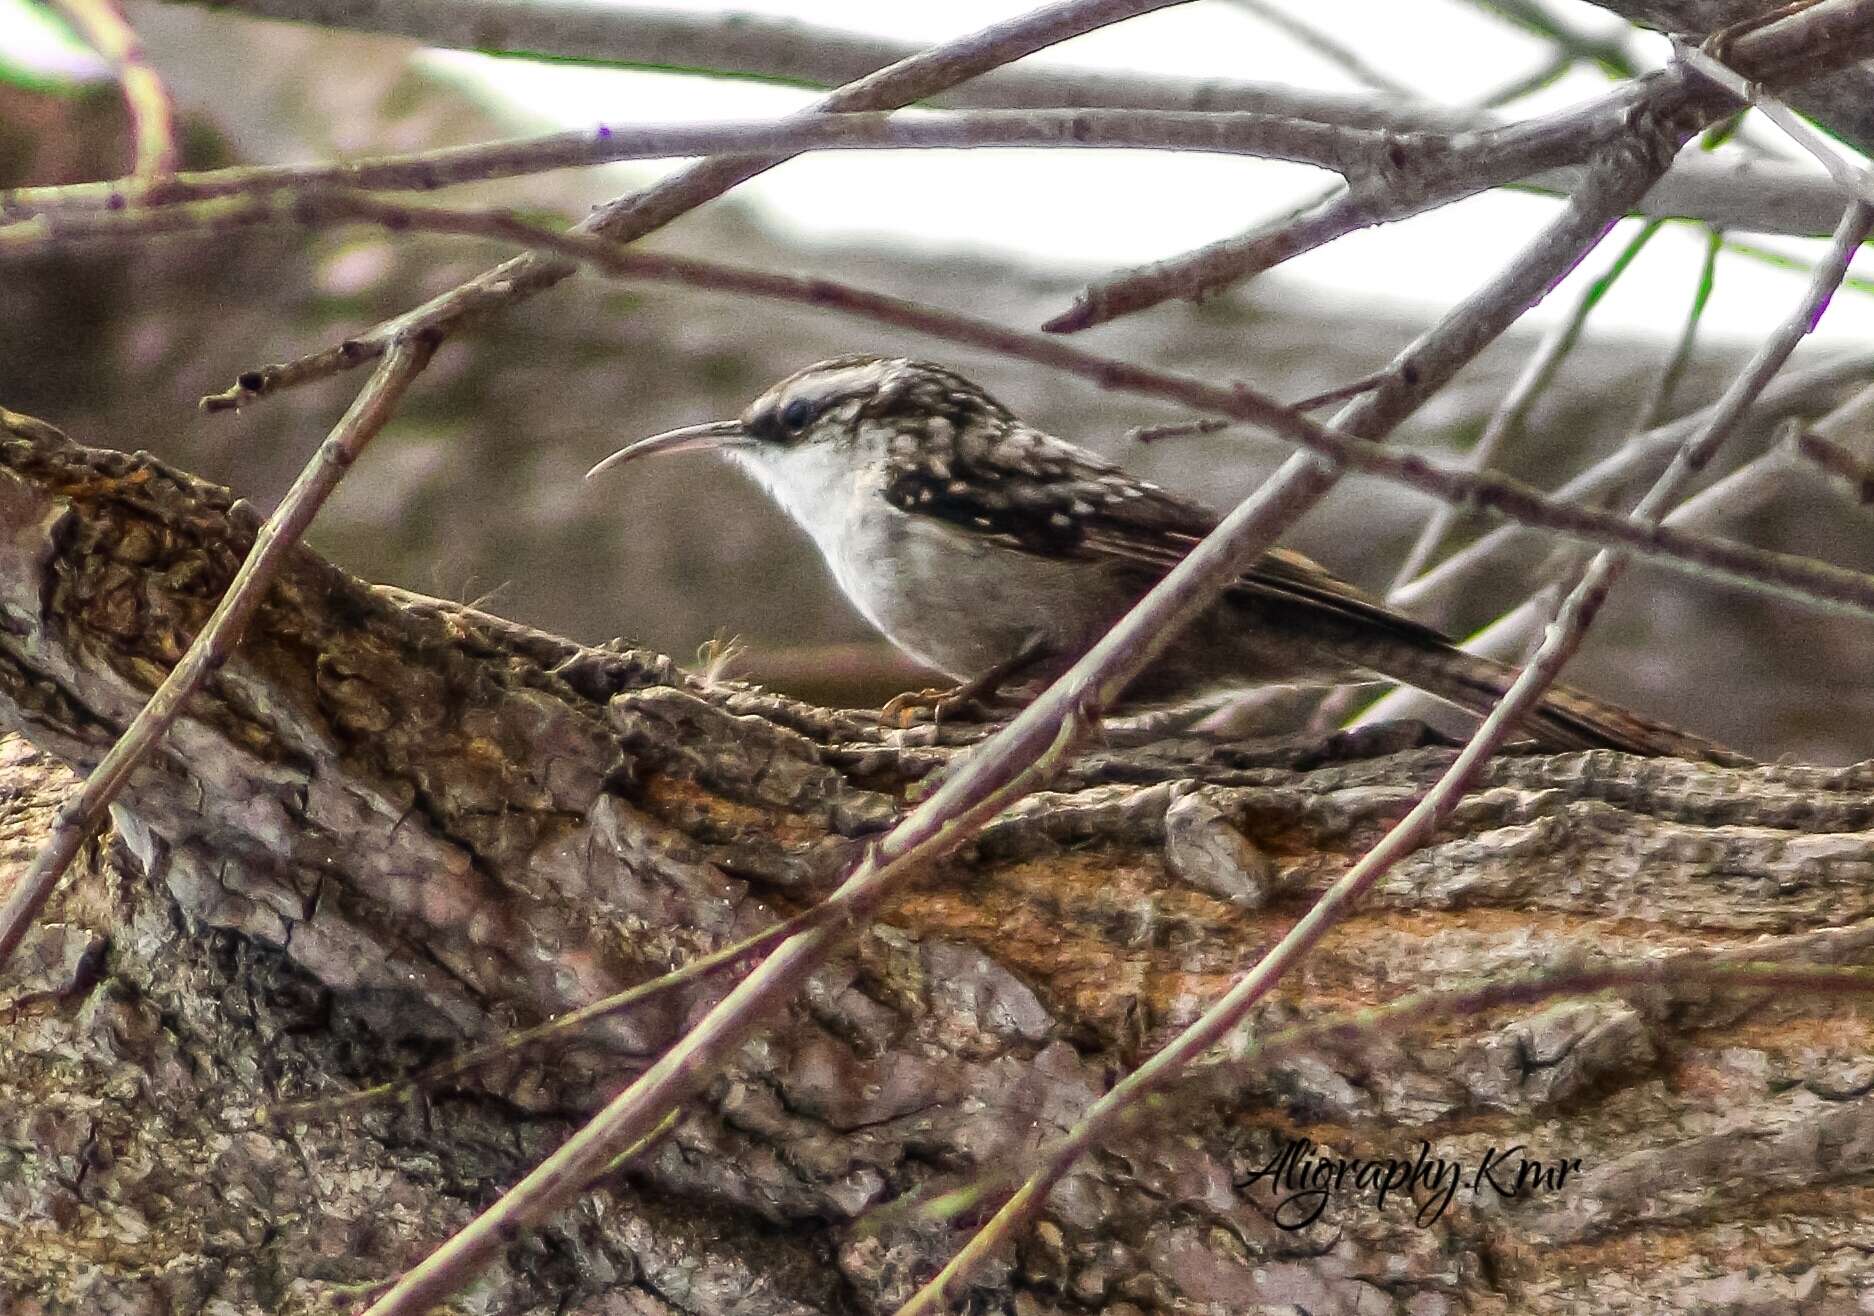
[[585, 419, 746, 480]]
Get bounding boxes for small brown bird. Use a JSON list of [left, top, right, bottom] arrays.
[[590, 355, 1741, 763]]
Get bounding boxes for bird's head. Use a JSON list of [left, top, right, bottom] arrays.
[[586, 355, 1014, 486]]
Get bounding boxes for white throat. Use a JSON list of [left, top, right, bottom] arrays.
[[724, 441, 881, 575]]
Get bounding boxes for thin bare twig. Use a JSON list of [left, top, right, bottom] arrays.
[[50, 0, 178, 184], [0, 338, 433, 972], [0, 109, 1396, 217], [1223, 0, 1418, 98], [1287, 367, 1395, 413], [1387, 218, 1666, 594], [1129, 415, 1231, 443], [1128, 366, 1389, 443], [1388, 351, 1874, 617], [187, 0, 1194, 413], [1797, 428, 1874, 503], [1043, 0, 1874, 332], [1784, 376, 1874, 509], [1671, 381, 1874, 532], [1674, 38, 1874, 206], [20, 188, 1874, 622]]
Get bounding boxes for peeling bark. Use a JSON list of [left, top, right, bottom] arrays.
[[3, 408, 1874, 1314]]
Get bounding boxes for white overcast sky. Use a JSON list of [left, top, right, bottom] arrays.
[[10, 0, 1874, 346]]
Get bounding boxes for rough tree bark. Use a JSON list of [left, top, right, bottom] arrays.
[[4, 406, 1874, 1315]]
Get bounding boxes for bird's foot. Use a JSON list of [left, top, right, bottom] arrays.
[[879, 639, 1053, 729], [879, 684, 1003, 729]]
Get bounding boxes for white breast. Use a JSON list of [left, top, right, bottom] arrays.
[[727, 442, 1100, 679]]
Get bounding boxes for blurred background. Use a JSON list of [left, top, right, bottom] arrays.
[[4, 1, 1874, 762]]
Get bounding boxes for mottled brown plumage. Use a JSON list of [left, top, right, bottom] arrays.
[[593, 356, 1744, 764]]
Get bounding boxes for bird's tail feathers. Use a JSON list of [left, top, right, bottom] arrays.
[[1364, 639, 1748, 766]]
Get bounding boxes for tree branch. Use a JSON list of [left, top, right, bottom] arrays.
[[15, 188, 1874, 624], [183, 0, 1195, 413], [1044, 0, 1874, 331], [0, 108, 1404, 215]]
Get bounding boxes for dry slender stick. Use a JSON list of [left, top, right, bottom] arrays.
[[188, 0, 1194, 413], [0, 339, 433, 971], [1387, 218, 1665, 594], [1661, 378, 1874, 525], [1798, 429, 1874, 503], [49, 0, 177, 184], [20, 189, 1874, 621], [0, 109, 1400, 216], [1388, 351, 1874, 616], [1129, 368, 1387, 442], [1286, 367, 1395, 413], [891, 196, 1874, 1316], [1223, 0, 1419, 97], [1674, 38, 1874, 206], [1041, 0, 1874, 332]]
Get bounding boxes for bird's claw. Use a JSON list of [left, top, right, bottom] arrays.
[[879, 686, 997, 729]]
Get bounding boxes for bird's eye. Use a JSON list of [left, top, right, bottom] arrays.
[[780, 398, 815, 432]]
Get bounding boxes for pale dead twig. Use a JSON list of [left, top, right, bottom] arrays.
[[1042, 0, 1874, 332], [0, 109, 1401, 216], [1388, 352, 1874, 618], [181, 0, 1196, 413], [1387, 219, 1666, 595], [12, 190, 1874, 622]]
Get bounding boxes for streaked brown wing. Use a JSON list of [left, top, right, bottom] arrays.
[[1081, 496, 1455, 651], [882, 422, 1453, 651]]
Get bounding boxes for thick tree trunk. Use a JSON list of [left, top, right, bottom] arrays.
[[3, 407, 1873, 1315]]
